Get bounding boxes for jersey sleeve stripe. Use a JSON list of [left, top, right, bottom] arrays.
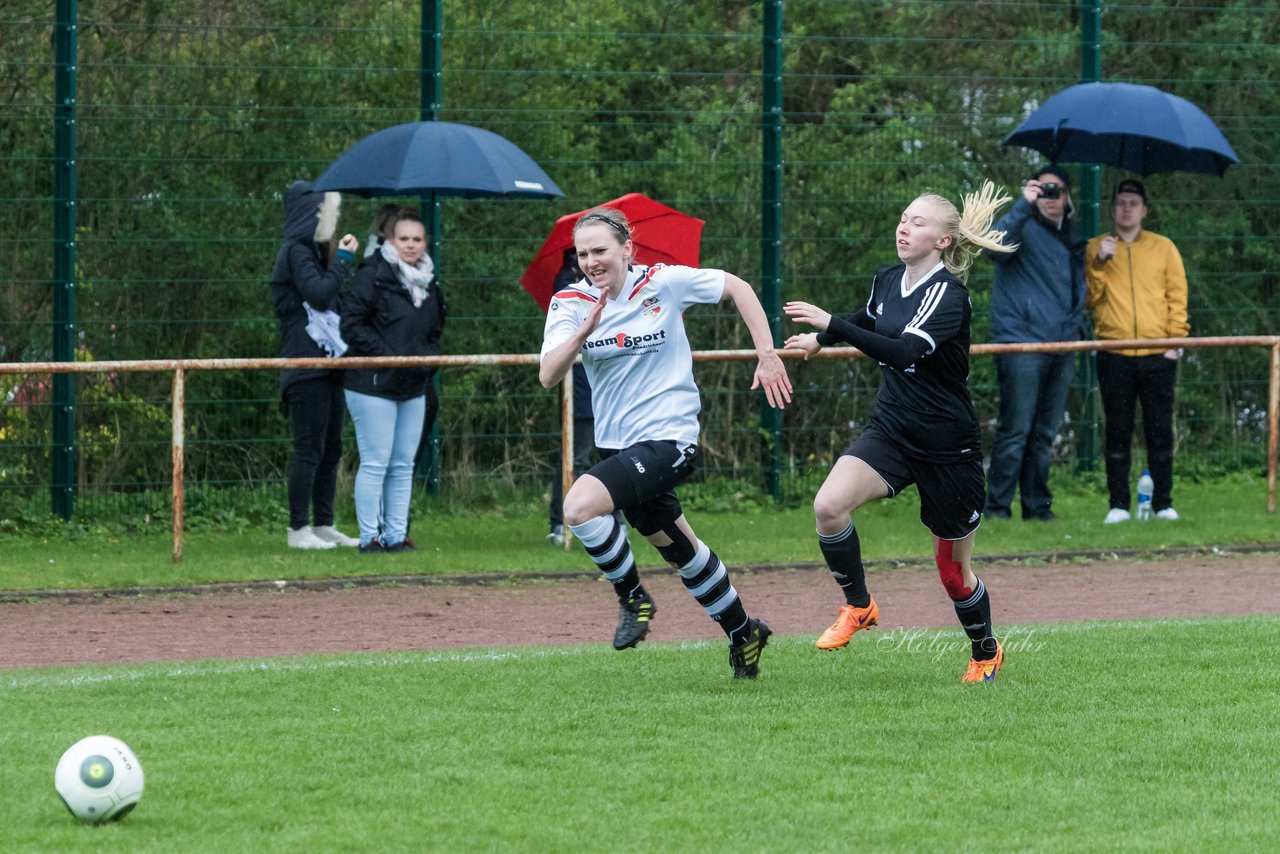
[[627, 264, 665, 300], [902, 282, 947, 354], [904, 326, 937, 352], [553, 289, 598, 303], [905, 281, 947, 331]]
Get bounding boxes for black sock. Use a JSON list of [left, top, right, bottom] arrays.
[[614, 571, 644, 603], [721, 600, 751, 645], [818, 521, 870, 607], [952, 577, 998, 660]]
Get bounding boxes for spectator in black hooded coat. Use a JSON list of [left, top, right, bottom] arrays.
[[268, 180, 360, 550]]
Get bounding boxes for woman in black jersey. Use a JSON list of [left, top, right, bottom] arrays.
[[783, 182, 1016, 683]]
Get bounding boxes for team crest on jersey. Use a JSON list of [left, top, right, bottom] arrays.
[[642, 296, 662, 319], [876, 302, 884, 315]]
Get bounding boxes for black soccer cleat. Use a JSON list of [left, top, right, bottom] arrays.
[[729, 618, 772, 679], [612, 592, 657, 650]]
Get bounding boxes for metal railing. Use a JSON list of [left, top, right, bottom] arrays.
[[3, 335, 1277, 562]]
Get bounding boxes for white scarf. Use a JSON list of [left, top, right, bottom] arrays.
[[381, 240, 434, 308]]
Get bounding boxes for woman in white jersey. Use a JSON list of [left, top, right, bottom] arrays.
[[783, 182, 1016, 683], [540, 206, 792, 679]]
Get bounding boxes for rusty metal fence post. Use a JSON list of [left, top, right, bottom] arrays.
[[560, 368, 575, 550], [1269, 343, 1279, 515], [171, 366, 185, 564]]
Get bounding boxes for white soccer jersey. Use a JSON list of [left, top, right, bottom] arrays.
[[540, 264, 726, 449]]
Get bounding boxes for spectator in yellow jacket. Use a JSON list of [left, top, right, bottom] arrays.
[[1085, 180, 1188, 524]]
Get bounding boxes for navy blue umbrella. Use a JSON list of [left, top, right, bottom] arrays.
[[313, 121, 563, 199], [1002, 82, 1239, 177]]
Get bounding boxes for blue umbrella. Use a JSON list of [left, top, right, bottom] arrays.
[[1002, 82, 1239, 177], [313, 120, 563, 199]]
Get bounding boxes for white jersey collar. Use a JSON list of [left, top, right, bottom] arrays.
[[901, 260, 946, 298]]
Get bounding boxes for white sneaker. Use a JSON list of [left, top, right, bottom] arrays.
[[311, 525, 359, 547], [1155, 507, 1180, 521], [287, 526, 337, 550], [1104, 508, 1131, 524], [547, 524, 565, 547]]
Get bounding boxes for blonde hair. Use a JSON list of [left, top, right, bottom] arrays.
[[573, 206, 636, 261], [917, 181, 1017, 282]]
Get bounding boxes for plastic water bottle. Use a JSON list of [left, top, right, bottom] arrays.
[[1136, 470, 1154, 521]]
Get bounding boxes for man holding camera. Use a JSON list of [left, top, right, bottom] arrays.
[[983, 165, 1088, 522], [1085, 180, 1188, 524]]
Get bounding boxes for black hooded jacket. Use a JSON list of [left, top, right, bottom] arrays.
[[339, 252, 446, 401], [268, 181, 353, 393]]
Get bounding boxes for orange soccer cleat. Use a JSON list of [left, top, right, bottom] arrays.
[[815, 598, 879, 650], [962, 641, 1005, 684]]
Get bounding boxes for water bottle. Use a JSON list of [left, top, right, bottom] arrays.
[[1136, 470, 1154, 521]]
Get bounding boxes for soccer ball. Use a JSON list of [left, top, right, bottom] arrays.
[[54, 735, 145, 823]]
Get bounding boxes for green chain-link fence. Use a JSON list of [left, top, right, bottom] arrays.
[[3, 1, 1278, 522]]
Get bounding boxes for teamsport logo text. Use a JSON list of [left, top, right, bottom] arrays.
[[584, 330, 668, 350]]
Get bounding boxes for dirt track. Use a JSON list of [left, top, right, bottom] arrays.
[[2, 551, 1277, 670]]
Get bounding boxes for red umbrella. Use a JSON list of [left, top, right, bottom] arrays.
[[520, 193, 704, 311]]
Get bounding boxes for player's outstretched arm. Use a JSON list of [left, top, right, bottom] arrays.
[[722, 273, 792, 409], [539, 290, 606, 389]]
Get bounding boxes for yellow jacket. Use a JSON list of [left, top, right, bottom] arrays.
[[1085, 229, 1189, 356]]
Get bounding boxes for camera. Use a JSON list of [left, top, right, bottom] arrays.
[[1039, 182, 1062, 199]]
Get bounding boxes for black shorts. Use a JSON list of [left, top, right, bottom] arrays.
[[842, 423, 985, 541], [590, 440, 699, 536]]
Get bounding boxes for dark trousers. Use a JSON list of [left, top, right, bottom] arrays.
[[285, 376, 345, 530], [1097, 351, 1177, 511], [548, 417, 597, 529], [984, 352, 1075, 519]]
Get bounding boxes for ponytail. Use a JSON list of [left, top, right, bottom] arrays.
[[917, 181, 1017, 282]]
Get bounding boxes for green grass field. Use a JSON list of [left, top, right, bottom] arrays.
[[2, 472, 1276, 592], [4, 616, 1278, 851], [4, 473, 1277, 850]]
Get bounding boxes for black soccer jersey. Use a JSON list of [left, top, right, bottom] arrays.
[[822, 261, 981, 463]]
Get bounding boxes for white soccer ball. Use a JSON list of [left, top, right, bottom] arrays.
[[54, 735, 145, 823]]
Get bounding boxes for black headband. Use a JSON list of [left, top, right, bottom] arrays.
[[577, 212, 631, 242]]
